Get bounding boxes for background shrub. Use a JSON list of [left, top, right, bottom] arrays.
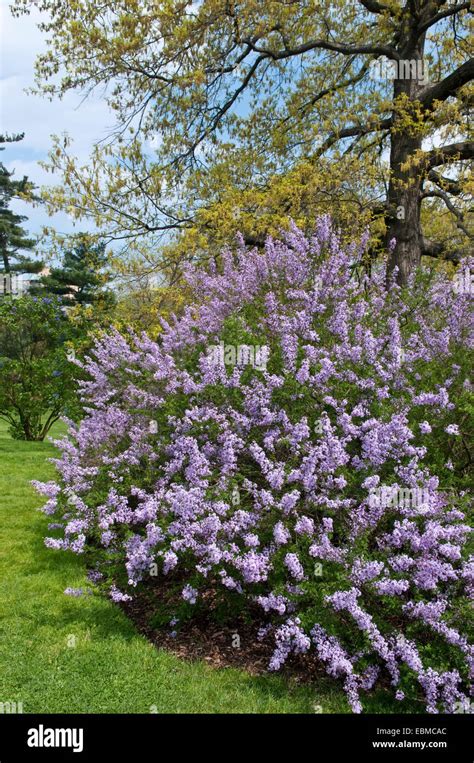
[[0, 296, 78, 440]]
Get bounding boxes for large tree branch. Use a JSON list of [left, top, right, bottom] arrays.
[[420, 236, 463, 263], [426, 169, 463, 196], [422, 189, 473, 239], [425, 140, 474, 169], [356, 0, 394, 15], [280, 58, 370, 126], [417, 2, 472, 35], [175, 31, 398, 165], [242, 37, 400, 61], [418, 58, 474, 109], [313, 116, 393, 158]]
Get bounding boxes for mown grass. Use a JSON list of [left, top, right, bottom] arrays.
[[0, 419, 405, 713]]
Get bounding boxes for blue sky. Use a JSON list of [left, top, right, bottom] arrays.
[[0, 0, 111, 247]]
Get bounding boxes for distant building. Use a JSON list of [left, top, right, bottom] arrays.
[[0, 268, 50, 298]]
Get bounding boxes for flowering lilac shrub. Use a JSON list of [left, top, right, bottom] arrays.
[[34, 218, 473, 712]]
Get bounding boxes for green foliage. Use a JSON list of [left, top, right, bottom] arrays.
[[0, 296, 78, 440]]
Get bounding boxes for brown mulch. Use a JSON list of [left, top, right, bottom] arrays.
[[118, 576, 325, 684]]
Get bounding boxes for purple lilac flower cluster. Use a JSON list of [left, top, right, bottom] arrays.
[[34, 218, 473, 712]]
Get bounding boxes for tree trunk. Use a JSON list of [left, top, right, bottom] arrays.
[[386, 36, 427, 286], [385, 128, 423, 286]]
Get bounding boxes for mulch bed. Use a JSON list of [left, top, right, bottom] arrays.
[[119, 575, 325, 684]]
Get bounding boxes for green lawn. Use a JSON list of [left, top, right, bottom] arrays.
[[0, 419, 401, 714]]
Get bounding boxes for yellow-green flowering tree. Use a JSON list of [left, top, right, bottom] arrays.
[[13, 0, 473, 284]]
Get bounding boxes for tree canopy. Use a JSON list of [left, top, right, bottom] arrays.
[[12, 0, 473, 284]]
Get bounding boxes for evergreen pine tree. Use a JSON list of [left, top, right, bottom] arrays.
[[33, 235, 115, 307], [0, 133, 42, 294]]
